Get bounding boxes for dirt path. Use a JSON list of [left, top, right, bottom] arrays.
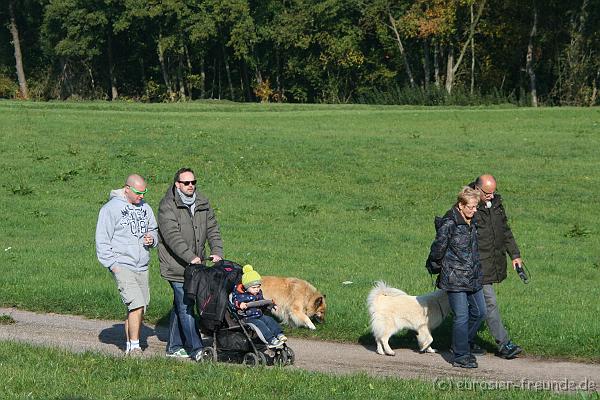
[[1, 307, 598, 393]]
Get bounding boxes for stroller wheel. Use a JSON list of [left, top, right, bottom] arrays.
[[242, 352, 260, 367], [257, 352, 267, 366], [196, 347, 217, 363], [284, 346, 295, 365], [274, 349, 289, 366]]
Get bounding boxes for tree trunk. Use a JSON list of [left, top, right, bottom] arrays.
[[470, 3, 475, 95], [591, 68, 599, 106], [255, 66, 263, 85], [242, 61, 252, 101], [221, 42, 234, 100], [422, 39, 430, 87], [217, 57, 221, 99], [140, 58, 148, 99], [388, 11, 415, 88], [59, 58, 73, 100], [433, 40, 440, 88], [239, 67, 244, 101], [107, 31, 118, 100], [177, 52, 186, 101], [275, 49, 282, 93], [8, 0, 29, 99], [184, 44, 193, 100], [210, 58, 216, 99], [445, 47, 454, 94], [525, 1, 538, 107], [447, 0, 486, 94], [199, 56, 206, 99], [157, 32, 173, 99], [85, 60, 95, 94]]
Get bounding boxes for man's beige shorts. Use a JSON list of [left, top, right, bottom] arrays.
[[111, 266, 150, 312]]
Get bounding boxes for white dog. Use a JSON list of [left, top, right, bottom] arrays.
[[367, 281, 451, 356]]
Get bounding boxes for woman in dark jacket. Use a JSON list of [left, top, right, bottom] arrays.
[[428, 186, 486, 368]]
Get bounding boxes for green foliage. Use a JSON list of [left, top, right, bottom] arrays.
[[0, 315, 16, 325], [3, 0, 600, 103], [55, 169, 79, 182], [42, 0, 109, 58], [564, 224, 591, 238], [9, 182, 33, 196], [0, 73, 17, 99], [356, 85, 515, 106]]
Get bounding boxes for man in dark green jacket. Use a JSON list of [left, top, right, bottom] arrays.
[[471, 174, 523, 359], [158, 167, 223, 360]]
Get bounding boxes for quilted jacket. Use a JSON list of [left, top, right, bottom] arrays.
[[428, 206, 483, 292]]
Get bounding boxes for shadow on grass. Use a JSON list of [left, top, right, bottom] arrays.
[[98, 311, 171, 351]]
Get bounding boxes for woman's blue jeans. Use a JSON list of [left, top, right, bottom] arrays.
[[447, 289, 487, 361], [167, 281, 203, 357]]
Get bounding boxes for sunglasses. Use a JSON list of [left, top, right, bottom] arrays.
[[178, 180, 197, 186], [128, 186, 147, 195], [479, 187, 495, 195]]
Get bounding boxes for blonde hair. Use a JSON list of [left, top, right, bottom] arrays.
[[457, 186, 481, 206]]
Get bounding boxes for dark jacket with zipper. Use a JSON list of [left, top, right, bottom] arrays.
[[429, 206, 482, 292], [158, 185, 223, 283], [232, 284, 266, 320], [470, 192, 520, 285]]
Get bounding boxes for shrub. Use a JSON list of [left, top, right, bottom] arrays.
[[0, 74, 17, 99], [355, 84, 519, 106]]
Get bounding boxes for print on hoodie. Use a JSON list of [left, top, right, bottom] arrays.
[[120, 205, 150, 235]]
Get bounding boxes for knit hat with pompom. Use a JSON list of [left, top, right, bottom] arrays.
[[241, 264, 262, 288]]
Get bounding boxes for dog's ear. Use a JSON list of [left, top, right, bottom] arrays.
[[314, 296, 324, 308]]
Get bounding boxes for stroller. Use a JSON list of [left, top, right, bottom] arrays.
[[184, 259, 295, 366]]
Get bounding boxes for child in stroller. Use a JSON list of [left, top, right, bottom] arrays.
[[232, 265, 288, 348], [191, 259, 294, 366]]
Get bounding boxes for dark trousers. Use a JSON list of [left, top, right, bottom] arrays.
[[246, 315, 282, 342], [447, 289, 487, 361], [167, 281, 203, 357]]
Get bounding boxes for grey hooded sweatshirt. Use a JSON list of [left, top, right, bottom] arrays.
[[95, 188, 158, 272]]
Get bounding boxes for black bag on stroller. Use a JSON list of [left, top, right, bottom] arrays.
[[183, 259, 243, 332]]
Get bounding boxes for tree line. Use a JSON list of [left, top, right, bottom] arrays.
[[1, 0, 599, 105]]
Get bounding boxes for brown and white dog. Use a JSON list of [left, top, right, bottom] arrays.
[[367, 281, 451, 355], [261, 276, 326, 330]]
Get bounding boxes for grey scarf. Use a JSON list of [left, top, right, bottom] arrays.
[[177, 188, 196, 214]]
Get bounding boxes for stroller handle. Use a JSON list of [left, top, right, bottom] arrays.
[[245, 299, 274, 308]]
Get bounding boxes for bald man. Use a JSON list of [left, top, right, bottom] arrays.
[[96, 174, 158, 355], [470, 174, 523, 359]]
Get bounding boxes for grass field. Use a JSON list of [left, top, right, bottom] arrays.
[[0, 101, 599, 361], [0, 341, 578, 399]]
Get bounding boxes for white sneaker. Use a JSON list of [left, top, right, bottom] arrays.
[[277, 334, 288, 342], [267, 338, 283, 348], [166, 348, 189, 358]]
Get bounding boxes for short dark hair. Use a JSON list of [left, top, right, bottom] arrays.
[[174, 167, 195, 183]]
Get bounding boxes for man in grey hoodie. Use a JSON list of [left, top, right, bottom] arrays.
[[95, 174, 158, 355]]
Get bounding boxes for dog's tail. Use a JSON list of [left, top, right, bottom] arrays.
[[367, 281, 407, 314]]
